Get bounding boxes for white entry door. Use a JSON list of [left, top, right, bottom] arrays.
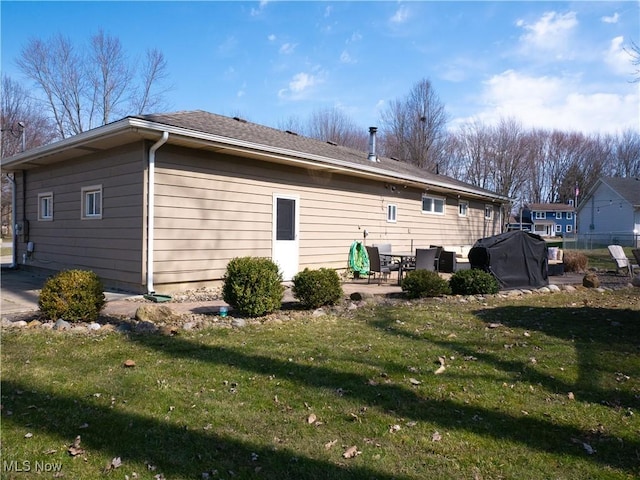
[[272, 194, 299, 281]]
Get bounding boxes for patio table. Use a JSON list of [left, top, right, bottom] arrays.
[[381, 252, 415, 285]]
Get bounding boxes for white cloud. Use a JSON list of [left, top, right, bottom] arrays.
[[517, 11, 577, 56], [390, 5, 409, 24], [267, 34, 276, 42], [278, 72, 321, 100], [340, 50, 354, 64], [457, 69, 639, 134], [601, 12, 619, 24], [251, 0, 268, 16], [605, 36, 632, 75], [279, 42, 297, 55]]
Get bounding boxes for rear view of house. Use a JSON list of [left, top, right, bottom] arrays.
[[577, 177, 640, 247], [1, 111, 510, 293]]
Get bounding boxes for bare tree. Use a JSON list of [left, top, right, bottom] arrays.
[[306, 107, 368, 151], [625, 40, 640, 82], [611, 129, 640, 177], [17, 32, 170, 138], [379, 78, 448, 171], [131, 49, 170, 115], [1, 75, 58, 235]]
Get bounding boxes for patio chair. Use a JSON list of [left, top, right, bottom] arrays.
[[372, 243, 400, 274], [404, 248, 437, 273], [607, 245, 637, 277], [632, 249, 640, 275], [430, 245, 444, 271], [365, 245, 390, 284]]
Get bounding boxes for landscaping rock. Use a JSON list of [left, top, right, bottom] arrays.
[[134, 321, 158, 333], [350, 291, 373, 301], [88, 322, 101, 331], [632, 275, 640, 288], [231, 318, 246, 328], [53, 319, 71, 330], [563, 285, 577, 292], [583, 273, 600, 288], [548, 284, 561, 293], [135, 304, 181, 323]]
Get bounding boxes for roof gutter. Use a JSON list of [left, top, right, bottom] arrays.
[[146, 131, 169, 294]]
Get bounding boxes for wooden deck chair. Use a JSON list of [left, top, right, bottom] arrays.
[[607, 245, 634, 276]]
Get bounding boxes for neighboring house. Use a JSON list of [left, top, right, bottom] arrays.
[[1, 111, 510, 293], [523, 203, 576, 238], [577, 176, 640, 247]]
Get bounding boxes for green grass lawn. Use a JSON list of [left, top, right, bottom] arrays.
[[2, 288, 640, 479]]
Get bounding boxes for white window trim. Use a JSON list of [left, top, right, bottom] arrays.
[[484, 205, 493, 220], [386, 203, 397, 223], [458, 200, 468, 217], [422, 194, 445, 215], [38, 192, 54, 221], [81, 185, 103, 220], [566, 225, 573, 233], [567, 212, 573, 219], [555, 224, 562, 233], [535, 211, 546, 219]]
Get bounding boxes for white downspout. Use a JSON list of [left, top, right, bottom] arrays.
[[8, 173, 17, 268], [146, 132, 169, 294]]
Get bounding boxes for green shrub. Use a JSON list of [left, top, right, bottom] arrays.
[[562, 250, 588, 272], [401, 270, 451, 299], [449, 269, 500, 295], [292, 268, 343, 309], [222, 257, 285, 317], [38, 270, 106, 322]]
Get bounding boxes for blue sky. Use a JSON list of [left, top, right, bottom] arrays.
[[1, 1, 639, 135]]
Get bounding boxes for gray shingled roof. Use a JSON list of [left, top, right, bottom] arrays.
[[526, 203, 575, 212], [601, 177, 640, 206], [134, 110, 506, 200]]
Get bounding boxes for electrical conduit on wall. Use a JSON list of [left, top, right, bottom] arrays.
[[147, 132, 169, 294]]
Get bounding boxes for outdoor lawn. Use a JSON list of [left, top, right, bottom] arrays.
[[2, 288, 639, 479]]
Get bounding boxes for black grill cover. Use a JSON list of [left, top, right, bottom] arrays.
[[468, 231, 549, 290]]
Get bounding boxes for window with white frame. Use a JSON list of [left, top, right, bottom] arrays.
[[567, 212, 572, 219], [484, 205, 493, 219], [38, 192, 53, 221], [81, 185, 102, 219], [387, 204, 397, 223], [458, 200, 468, 217], [555, 224, 562, 233], [535, 211, 546, 219], [555, 212, 561, 218], [566, 225, 573, 233], [422, 195, 445, 215]]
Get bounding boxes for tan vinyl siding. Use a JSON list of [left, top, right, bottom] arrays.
[[17, 143, 146, 288], [151, 147, 501, 287]]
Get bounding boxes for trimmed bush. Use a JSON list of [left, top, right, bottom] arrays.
[[292, 268, 343, 309], [222, 257, 285, 317], [38, 269, 106, 322], [401, 270, 451, 299], [562, 250, 588, 272], [449, 269, 500, 295]]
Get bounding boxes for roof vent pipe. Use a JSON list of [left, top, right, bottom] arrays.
[[367, 127, 378, 162]]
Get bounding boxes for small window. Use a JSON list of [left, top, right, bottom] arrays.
[[387, 204, 397, 223], [567, 212, 572, 219], [38, 192, 53, 221], [82, 185, 102, 219], [555, 224, 562, 233], [458, 200, 468, 217], [535, 211, 546, 219], [422, 195, 445, 215], [566, 225, 573, 233], [484, 205, 493, 220]]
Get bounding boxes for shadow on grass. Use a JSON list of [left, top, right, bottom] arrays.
[[116, 331, 640, 475], [367, 301, 640, 410], [2, 378, 410, 480]]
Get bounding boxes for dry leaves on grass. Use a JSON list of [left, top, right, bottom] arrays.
[[68, 435, 85, 456], [342, 446, 361, 459], [434, 356, 446, 375]]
